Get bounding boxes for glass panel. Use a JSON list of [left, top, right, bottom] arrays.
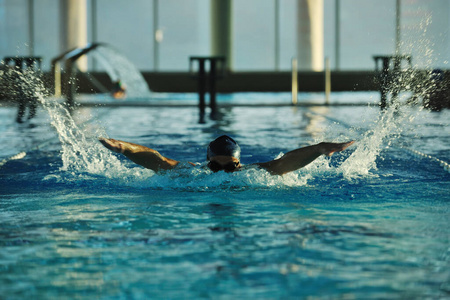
[[278, 0, 297, 71], [1, 0, 448, 73], [158, 0, 210, 71], [400, 0, 450, 69], [95, 0, 154, 71], [233, 0, 276, 71], [33, 0, 59, 71], [339, 0, 396, 70], [0, 0, 30, 59], [324, 0, 337, 69]]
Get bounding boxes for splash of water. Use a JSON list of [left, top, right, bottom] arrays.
[[2, 14, 442, 188], [0, 69, 421, 189], [334, 77, 436, 180], [2, 67, 317, 189], [335, 10, 445, 179], [337, 107, 401, 179], [3, 67, 136, 178], [91, 45, 151, 98]]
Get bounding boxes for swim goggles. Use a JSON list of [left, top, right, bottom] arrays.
[[207, 161, 239, 172]]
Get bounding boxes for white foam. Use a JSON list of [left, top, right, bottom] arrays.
[[9, 54, 447, 189]]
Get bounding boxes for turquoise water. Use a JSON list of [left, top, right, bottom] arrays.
[[0, 93, 449, 299]]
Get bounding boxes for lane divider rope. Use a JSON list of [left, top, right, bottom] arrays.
[[403, 147, 450, 172], [0, 152, 27, 167]]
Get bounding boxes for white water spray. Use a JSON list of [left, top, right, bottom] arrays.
[[2, 7, 445, 188], [337, 106, 402, 179], [333, 10, 449, 179], [91, 45, 151, 98], [4, 68, 145, 181]]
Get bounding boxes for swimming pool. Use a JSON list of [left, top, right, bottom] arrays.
[[0, 91, 449, 299]]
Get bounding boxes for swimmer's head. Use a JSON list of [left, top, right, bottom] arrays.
[[207, 135, 241, 161]]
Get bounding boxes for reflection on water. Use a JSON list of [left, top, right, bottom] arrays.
[[0, 83, 449, 298], [1, 187, 448, 299], [304, 106, 330, 139]]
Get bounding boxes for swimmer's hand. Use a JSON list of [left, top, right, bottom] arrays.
[[99, 137, 125, 153], [319, 140, 355, 156]]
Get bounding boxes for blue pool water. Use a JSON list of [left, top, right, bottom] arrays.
[[0, 91, 449, 299]]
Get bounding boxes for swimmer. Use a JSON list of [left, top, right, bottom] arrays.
[[99, 135, 354, 176], [111, 80, 126, 99]]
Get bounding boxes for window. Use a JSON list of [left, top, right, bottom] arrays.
[[0, 0, 30, 58], [95, 0, 154, 70], [232, 0, 276, 71], [339, 0, 396, 70], [33, 0, 59, 70], [0, 0, 449, 72], [158, 0, 210, 71]]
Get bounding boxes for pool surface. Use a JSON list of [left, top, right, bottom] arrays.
[[0, 91, 449, 299]]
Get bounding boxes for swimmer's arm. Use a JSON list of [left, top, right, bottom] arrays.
[[255, 141, 354, 176], [99, 138, 189, 172]]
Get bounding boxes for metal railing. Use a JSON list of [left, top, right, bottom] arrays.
[[50, 43, 106, 109]]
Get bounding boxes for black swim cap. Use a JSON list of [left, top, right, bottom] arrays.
[[207, 135, 241, 160]]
